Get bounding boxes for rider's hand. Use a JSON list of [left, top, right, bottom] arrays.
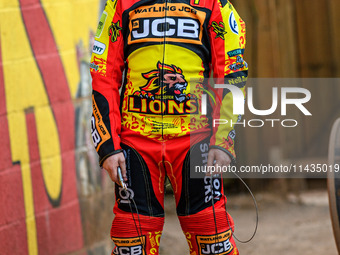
[[102, 152, 127, 184], [206, 148, 231, 175]]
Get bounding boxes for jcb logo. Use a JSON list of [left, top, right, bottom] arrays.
[[112, 246, 143, 255], [128, 17, 201, 45], [197, 231, 233, 255], [201, 240, 232, 254], [112, 236, 146, 255]]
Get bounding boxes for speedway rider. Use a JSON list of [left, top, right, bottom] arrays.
[[90, 0, 248, 254]]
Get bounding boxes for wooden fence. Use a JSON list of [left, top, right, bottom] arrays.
[[232, 0, 340, 164]]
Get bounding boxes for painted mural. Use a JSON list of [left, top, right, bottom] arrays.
[[0, 0, 105, 254]]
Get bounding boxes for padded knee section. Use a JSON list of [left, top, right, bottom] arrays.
[[111, 209, 164, 255], [178, 201, 239, 255]]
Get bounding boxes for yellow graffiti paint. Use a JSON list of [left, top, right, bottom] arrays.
[[41, 0, 101, 98], [6, 111, 38, 255], [35, 105, 62, 201], [21, 163, 38, 255], [2, 0, 100, 254], [3, 5, 42, 253]]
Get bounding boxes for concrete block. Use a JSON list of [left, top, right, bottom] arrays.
[[0, 220, 28, 255], [35, 212, 52, 255], [0, 166, 25, 226], [49, 202, 84, 254], [0, 116, 12, 171]]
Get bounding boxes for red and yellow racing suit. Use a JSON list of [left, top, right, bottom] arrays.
[[90, 0, 247, 254]]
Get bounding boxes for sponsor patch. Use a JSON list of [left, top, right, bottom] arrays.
[[204, 176, 221, 203], [227, 48, 244, 58], [130, 17, 200, 42], [129, 62, 198, 115], [128, 97, 198, 115], [90, 56, 107, 76], [96, 11, 108, 38], [89, 62, 99, 71], [128, 3, 206, 45], [229, 11, 239, 35], [91, 95, 110, 150], [112, 236, 146, 255], [211, 21, 227, 40], [228, 56, 247, 72], [117, 187, 135, 204], [226, 76, 248, 85], [108, 20, 122, 43], [225, 129, 235, 147], [196, 230, 233, 255], [92, 40, 106, 55]]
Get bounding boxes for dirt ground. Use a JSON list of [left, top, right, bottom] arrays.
[[159, 190, 338, 255]]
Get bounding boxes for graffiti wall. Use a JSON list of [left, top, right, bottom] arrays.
[[0, 0, 113, 254]]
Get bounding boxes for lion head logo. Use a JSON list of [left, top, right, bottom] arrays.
[[134, 61, 193, 102]]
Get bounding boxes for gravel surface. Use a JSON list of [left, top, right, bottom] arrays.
[[160, 191, 338, 255]]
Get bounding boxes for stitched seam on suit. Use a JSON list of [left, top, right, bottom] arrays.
[[132, 147, 154, 217]]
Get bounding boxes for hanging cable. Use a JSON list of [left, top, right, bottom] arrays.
[[227, 171, 258, 243], [210, 170, 259, 247], [118, 167, 145, 251]]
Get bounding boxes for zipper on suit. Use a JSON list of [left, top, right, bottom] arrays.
[[161, 0, 168, 139], [161, 0, 168, 162]]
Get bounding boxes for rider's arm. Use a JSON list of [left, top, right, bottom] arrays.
[[208, 0, 248, 163], [90, 0, 124, 166]]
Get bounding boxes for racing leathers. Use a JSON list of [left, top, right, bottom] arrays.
[[90, 0, 248, 254]]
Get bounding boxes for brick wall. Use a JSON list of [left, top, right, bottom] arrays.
[[0, 0, 114, 254]]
